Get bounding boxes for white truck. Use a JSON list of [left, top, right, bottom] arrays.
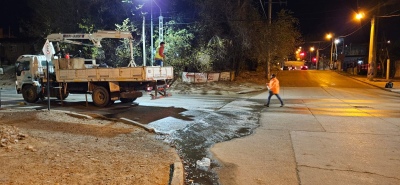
[[15, 30, 173, 107]]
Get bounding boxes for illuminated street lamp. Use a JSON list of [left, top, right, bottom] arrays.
[[355, 12, 365, 20], [326, 33, 334, 69], [334, 38, 340, 60]]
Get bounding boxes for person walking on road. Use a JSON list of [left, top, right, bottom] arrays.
[[265, 73, 284, 107], [155, 42, 165, 66]]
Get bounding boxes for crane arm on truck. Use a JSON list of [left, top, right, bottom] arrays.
[[46, 30, 136, 67], [46, 30, 133, 47]]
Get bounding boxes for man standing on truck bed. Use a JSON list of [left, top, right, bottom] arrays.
[[155, 42, 165, 67]]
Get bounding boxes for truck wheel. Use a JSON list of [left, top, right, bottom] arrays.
[[108, 100, 115, 106], [92, 86, 110, 107], [120, 98, 137, 103], [56, 92, 69, 100], [22, 85, 39, 103]]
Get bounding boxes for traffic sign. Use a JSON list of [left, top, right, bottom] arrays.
[[42, 39, 55, 61]]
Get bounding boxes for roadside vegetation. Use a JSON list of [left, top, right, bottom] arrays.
[[19, 0, 302, 77]]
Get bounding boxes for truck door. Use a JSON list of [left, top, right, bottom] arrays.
[[15, 57, 37, 91]]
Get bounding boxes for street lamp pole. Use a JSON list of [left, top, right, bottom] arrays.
[[153, 0, 163, 42], [150, 0, 162, 66], [316, 48, 321, 70], [326, 33, 334, 70], [142, 14, 146, 66], [150, 2, 153, 66]]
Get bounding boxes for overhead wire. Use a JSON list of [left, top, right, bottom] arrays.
[[259, 0, 267, 18]]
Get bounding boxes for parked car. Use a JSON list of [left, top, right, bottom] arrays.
[[283, 66, 289, 70], [301, 66, 308, 70]]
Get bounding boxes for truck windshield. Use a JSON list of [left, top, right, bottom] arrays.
[[15, 61, 30, 76], [41, 60, 53, 67]]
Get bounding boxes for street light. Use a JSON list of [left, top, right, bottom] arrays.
[[326, 33, 334, 69], [355, 12, 365, 20], [334, 38, 340, 60], [150, 0, 163, 66]]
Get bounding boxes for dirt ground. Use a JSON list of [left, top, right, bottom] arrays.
[[0, 109, 180, 184], [0, 65, 268, 184], [1, 66, 179, 184]]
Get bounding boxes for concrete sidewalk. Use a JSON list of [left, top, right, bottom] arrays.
[[338, 72, 400, 93], [211, 74, 400, 185]]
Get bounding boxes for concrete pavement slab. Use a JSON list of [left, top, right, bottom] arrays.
[[260, 111, 325, 132], [315, 115, 400, 135], [211, 129, 298, 185], [380, 117, 400, 127], [280, 87, 332, 98], [298, 166, 400, 185], [292, 131, 400, 185]]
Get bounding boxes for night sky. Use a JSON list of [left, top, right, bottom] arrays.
[[283, 0, 400, 43], [1, 0, 399, 44], [0, 0, 29, 35]]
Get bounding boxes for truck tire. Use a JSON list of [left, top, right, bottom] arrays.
[[108, 100, 115, 106], [56, 92, 69, 100], [22, 85, 39, 103], [92, 86, 110, 107], [120, 98, 137, 103]]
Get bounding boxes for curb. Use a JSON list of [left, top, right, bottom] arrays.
[[170, 158, 184, 185], [119, 117, 155, 133], [338, 72, 400, 94], [119, 117, 184, 185], [55, 110, 94, 119]]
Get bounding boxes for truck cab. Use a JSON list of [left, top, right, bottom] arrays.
[[15, 55, 54, 102]]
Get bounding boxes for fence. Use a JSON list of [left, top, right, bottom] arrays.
[[181, 72, 235, 83]]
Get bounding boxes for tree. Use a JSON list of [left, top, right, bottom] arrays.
[[111, 18, 141, 67], [267, 10, 302, 71], [191, 0, 301, 76], [161, 20, 194, 73], [21, 0, 143, 66]]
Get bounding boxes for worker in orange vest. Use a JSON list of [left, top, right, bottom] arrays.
[[265, 74, 284, 107], [154, 42, 165, 66]]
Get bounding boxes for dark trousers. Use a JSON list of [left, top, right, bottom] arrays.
[[266, 91, 284, 105], [155, 59, 163, 67]]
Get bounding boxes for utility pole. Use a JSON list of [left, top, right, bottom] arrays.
[[150, 2, 154, 66], [142, 15, 146, 66], [316, 49, 320, 70], [267, 0, 272, 79], [367, 16, 376, 81], [266, 0, 287, 79]]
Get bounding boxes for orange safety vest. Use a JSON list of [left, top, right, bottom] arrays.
[[155, 46, 164, 60], [268, 78, 280, 94]]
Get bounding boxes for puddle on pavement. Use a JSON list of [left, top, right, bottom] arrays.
[[236, 127, 252, 136], [169, 103, 263, 184]]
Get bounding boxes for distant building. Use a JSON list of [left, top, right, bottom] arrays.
[[342, 43, 369, 75]]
